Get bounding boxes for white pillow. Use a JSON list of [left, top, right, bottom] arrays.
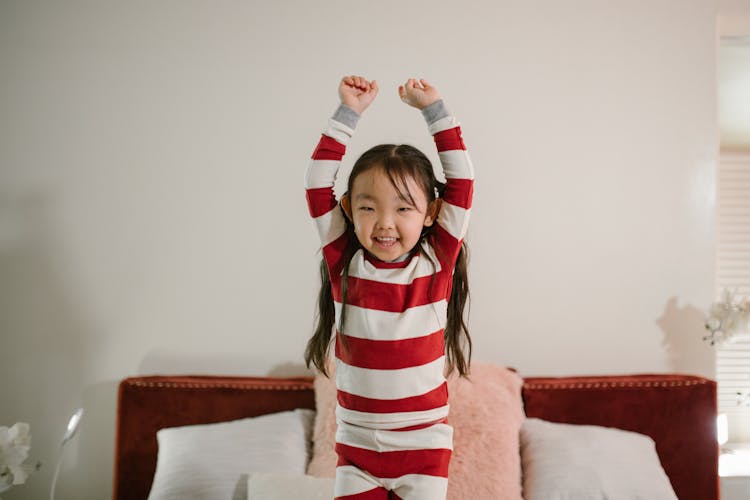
[[520, 418, 678, 500], [247, 473, 334, 500], [147, 409, 315, 500]]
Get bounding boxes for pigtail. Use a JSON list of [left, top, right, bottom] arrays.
[[304, 257, 336, 377], [429, 180, 472, 378], [304, 223, 358, 378], [444, 242, 472, 378]]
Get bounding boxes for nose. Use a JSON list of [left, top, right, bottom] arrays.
[[376, 213, 394, 230]]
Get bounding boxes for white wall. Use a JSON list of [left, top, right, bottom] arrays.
[[718, 0, 750, 151], [0, 1, 720, 498]]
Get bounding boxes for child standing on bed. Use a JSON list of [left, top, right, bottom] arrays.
[[304, 75, 474, 500]]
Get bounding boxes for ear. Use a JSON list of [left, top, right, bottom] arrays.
[[340, 194, 353, 222], [423, 198, 442, 227]]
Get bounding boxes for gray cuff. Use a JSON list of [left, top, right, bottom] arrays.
[[421, 99, 449, 125], [333, 104, 360, 129]]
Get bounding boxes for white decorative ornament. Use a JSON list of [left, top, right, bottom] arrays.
[[704, 288, 750, 407], [0, 422, 36, 498], [704, 288, 750, 346]]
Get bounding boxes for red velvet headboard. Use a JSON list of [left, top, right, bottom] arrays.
[[522, 374, 719, 500], [114, 376, 316, 500], [114, 373, 718, 500]]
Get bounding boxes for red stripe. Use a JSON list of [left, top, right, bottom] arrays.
[[433, 126, 466, 152], [432, 224, 462, 268], [337, 382, 448, 414], [323, 232, 349, 280], [332, 273, 451, 313], [336, 331, 445, 370], [334, 487, 388, 500], [442, 178, 473, 210], [389, 416, 449, 432], [306, 187, 338, 218], [312, 134, 346, 160], [336, 443, 451, 478]]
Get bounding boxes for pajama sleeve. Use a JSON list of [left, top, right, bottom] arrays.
[[304, 104, 360, 278], [421, 100, 475, 268]]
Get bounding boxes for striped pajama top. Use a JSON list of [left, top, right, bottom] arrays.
[[305, 100, 474, 431]]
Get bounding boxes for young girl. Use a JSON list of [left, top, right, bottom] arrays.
[[304, 75, 474, 500]]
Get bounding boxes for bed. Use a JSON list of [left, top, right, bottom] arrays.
[[114, 371, 719, 499]]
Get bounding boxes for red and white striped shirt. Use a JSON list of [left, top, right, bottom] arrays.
[[305, 101, 474, 431]]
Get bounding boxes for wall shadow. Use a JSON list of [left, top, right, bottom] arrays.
[[656, 295, 716, 379], [58, 380, 120, 499], [0, 188, 93, 499]]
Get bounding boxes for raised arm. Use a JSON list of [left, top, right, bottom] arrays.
[[305, 76, 378, 276], [399, 79, 474, 267]]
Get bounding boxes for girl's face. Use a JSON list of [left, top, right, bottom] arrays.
[[346, 167, 438, 262]]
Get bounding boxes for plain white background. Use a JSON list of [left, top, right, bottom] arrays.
[[0, 0, 746, 498]]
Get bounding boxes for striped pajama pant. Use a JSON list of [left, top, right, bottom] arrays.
[[333, 419, 453, 499]]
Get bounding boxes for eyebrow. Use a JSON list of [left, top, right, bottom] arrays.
[[354, 193, 414, 203]]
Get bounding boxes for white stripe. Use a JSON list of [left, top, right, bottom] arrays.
[[335, 422, 453, 452], [438, 202, 470, 241], [335, 357, 446, 400], [336, 404, 450, 430], [305, 159, 340, 189], [439, 149, 475, 180], [347, 242, 442, 284], [334, 465, 382, 497], [386, 474, 449, 498], [334, 300, 447, 341], [326, 118, 354, 144], [428, 115, 460, 135], [313, 207, 347, 247], [335, 469, 449, 497]]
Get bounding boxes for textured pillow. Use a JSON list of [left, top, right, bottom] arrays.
[[247, 473, 334, 500], [307, 361, 525, 499], [147, 409, 315, 500], [520, 418, 678, 500]]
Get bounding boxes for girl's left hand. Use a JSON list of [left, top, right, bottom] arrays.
[[398, 78, 441, 110]]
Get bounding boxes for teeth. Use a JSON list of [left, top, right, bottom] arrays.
[[376, 237, 396, 241]]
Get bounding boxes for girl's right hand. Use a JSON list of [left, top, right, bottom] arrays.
[[339, 75, 378, 115]]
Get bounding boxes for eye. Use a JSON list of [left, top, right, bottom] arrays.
[[398, 207, 412, 212], [358, 206, 374, 212]]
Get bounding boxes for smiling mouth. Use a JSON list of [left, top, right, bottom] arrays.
[[374, 236, 398, 247]]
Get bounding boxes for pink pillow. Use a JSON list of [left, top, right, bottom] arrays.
[[307, 361, 524, 500]]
